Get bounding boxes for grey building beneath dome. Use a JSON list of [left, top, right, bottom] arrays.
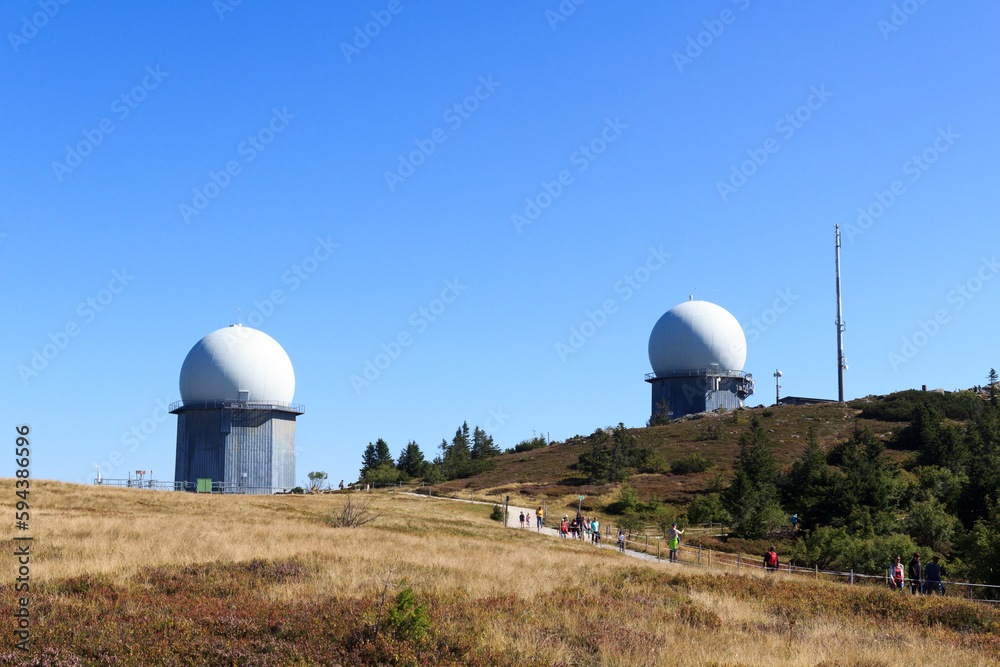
[[171, 400, 303, 494], [646, 369, 754, 422]]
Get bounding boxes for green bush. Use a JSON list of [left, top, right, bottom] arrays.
[[850, 389, 980, 422], [490, 505, 504, 522], [384, 587, 431, 642], [686, 493, 730, 525], [671, 454, 714, 475], [790, 526, 929, 575], [512, 436, 548, 453]]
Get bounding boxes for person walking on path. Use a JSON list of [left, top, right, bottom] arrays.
[[537, 507, 544, 530], [764, 547, 779, 572], [890, 556, 905, 591], [591, 517, 600, 544], [790, 514, 798, 531], [519, 511, 525, 529], [560, 517, 569, 538], [908, 553, 923, 595], [526, 512, 531, 528], [923, 556, 943, 595], [617, 529, 626, 553]]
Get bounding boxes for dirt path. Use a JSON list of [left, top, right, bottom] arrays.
[[403, 492, 674, 566]]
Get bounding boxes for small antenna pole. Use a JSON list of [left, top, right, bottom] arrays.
[[835, 224, 846, 402]]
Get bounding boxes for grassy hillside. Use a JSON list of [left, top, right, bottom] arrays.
[[434, 402, 899, 510], [2, 481, 998, 666]]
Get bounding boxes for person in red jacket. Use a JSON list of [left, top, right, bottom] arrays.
[[764, 547, 779, 572]]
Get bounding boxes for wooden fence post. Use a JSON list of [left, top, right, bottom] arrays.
[[737, 553, 741, 570], [698, 544, 702, 565]]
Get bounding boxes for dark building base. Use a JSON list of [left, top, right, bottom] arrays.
[[171, 401, 302, 494], [646, 371, 754, 422]]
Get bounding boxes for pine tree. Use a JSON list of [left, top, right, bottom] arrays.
[[374, 438, 394, 467], [359, 442, 378, 480], [471, 426, 500, 460], [396, 441, 427, 477], [723, 416, 782, 538], [781, 427, 830, 529]]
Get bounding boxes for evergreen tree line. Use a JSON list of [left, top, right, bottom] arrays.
[[357, 421, 502, 486], [706, 371, 1000, 586]]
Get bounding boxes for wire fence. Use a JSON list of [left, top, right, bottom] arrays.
[[609, 527, 1000, 603], [326, 482, 1000, 603]]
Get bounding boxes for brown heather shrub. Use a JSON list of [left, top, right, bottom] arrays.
[[3, 481, 1000, 666]]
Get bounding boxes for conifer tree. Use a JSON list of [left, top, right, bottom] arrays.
[[723, 416, 782, 538], [396, 441, 427, 477]]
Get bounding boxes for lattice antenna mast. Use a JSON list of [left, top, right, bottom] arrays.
[[835, 224, 846, 402]]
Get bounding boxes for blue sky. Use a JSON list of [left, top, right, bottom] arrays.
[[3, 1, 998, 486]]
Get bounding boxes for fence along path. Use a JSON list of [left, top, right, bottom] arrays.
[[381, 483, 1000, 603]]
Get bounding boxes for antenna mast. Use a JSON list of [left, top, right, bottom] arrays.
[[835, 224, 846, 402]]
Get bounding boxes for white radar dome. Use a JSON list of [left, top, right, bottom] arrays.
[[179, 325, 295, 404], [648, 300, 747, 375]]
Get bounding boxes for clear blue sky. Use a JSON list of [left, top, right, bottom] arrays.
[[3, 1, 998, 486]]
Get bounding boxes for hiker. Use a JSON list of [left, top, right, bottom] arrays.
[[790, 514, 798, 531], [526, 512, 531, 528], [537, 507, 544, 529], [764, 547, 779, 572], [519, 511, 525, 528], [907, 553, 922, 595], [667, 523, 684, 562], [923, 556, 943, 595], [617, 529, 626, 553], [583, 516, 591, 540], [338, 480, 344, 490], [889, 556, 904, 591], [560, 517, 569, 538], [591, 517, 600, 543]]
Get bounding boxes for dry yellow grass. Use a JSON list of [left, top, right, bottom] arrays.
[[3, 480, 997, 666]]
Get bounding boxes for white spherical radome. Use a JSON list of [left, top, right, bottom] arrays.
[[179, 325, 295, 404], [648, 300, 746, 375]]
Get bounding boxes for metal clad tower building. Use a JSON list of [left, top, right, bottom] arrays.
[[645, 299, 754, 421], [171, 325, 304, 493]]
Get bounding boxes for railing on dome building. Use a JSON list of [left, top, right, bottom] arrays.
[[168, 400, 305, 414], [644, 369, 753, 382]]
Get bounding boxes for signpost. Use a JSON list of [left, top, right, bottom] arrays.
[[577, 494, 584, 515]]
